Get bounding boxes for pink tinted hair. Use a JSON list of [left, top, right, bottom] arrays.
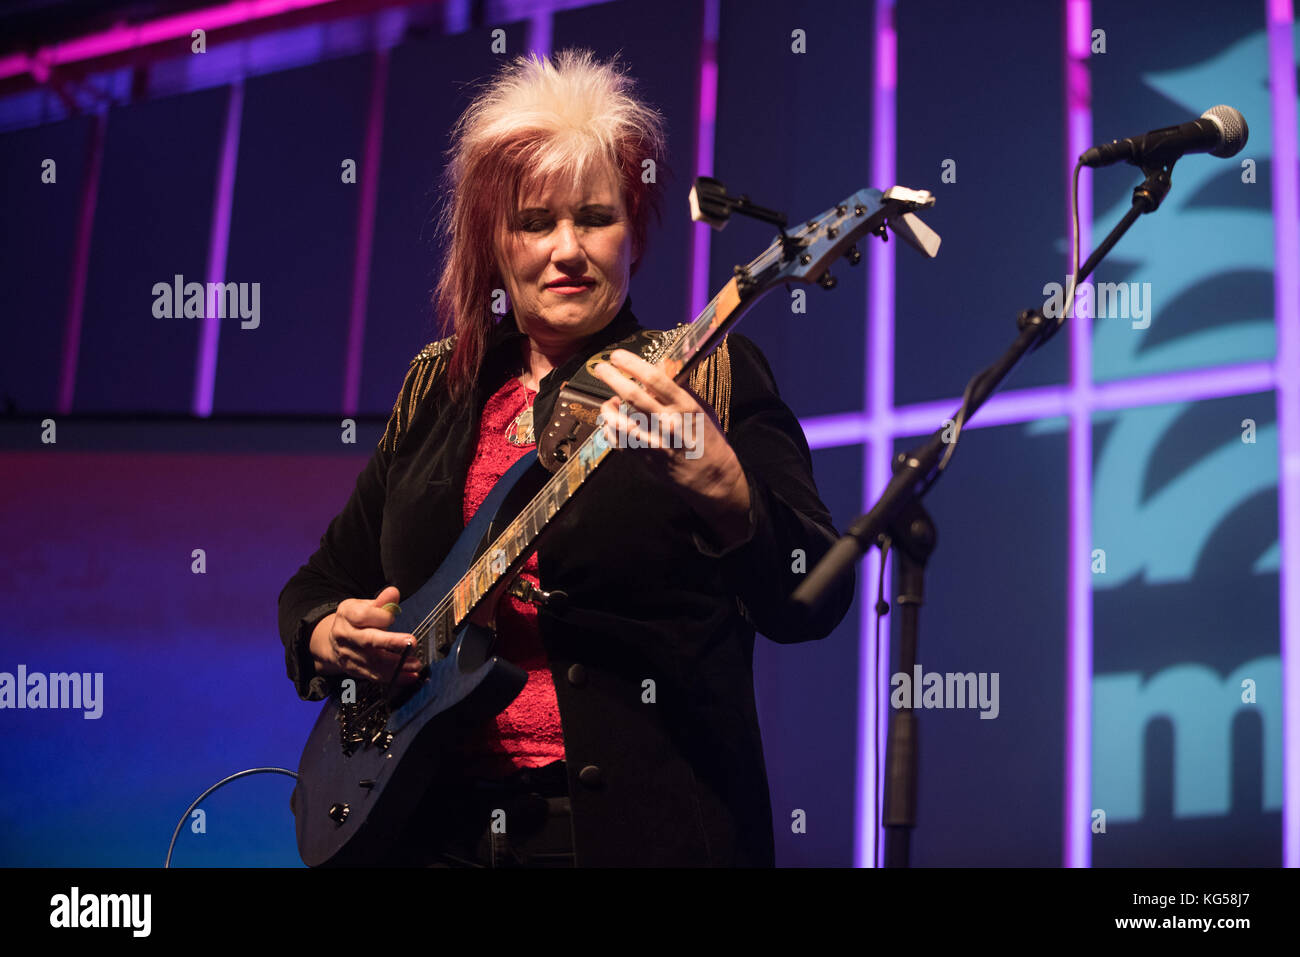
[[432, 48, 668, 402]]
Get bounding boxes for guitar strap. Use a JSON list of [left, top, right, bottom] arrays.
[[536, 324, 692, 470]]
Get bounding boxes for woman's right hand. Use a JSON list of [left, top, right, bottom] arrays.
[[309, 585, 423, 685]]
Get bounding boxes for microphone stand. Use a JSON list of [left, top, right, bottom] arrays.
[[791, 162, 1174, 867]]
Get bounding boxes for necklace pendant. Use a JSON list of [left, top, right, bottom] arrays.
[[506, 405, 535, 446]]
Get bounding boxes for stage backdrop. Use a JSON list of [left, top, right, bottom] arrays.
[[0, 0, 1295, 867]]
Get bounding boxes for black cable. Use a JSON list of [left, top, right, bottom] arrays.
[[872, 535, 892, 868], [1061, 159, 1084, 330], [164, 767, 298, 867]]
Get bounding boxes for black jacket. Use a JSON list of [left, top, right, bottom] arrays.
[[277, 295, 854, 866]]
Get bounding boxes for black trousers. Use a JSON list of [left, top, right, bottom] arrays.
[[420, 759, 575, 868]]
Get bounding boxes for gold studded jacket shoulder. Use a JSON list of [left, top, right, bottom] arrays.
[[377, 336, 458, 454], [276, 295, 855, 867]]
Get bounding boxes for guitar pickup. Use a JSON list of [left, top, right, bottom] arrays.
[[540, 384, 604, 471]]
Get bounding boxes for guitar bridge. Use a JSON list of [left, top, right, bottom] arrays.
[[336, 680, 391, 757]]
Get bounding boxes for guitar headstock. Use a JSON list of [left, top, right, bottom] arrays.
[[734, 185, 939, 299]]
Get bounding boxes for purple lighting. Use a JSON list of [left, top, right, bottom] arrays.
[[193, 79, 243, 417], [0, 0, 353, 82], [688, 0, 720, 322], [342, 50, 389, 416], [802, 366, 1280, 450], [1063, 0, 1093, 871], [857, 0, 897, 870], [1266, 0, 1300, 869], [526, 6, 553, 56], [802, 385, 1074, 451], [57, 111, 106, 414]]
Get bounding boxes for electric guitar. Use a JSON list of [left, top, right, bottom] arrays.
[[291, 185, 939, 865]]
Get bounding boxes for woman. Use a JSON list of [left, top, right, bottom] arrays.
[[278, 48, 854, 867]]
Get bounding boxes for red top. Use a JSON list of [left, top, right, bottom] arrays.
[[457, 374, 566, 775]]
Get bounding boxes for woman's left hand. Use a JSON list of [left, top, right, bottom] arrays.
[[591, 348, 752, 549]]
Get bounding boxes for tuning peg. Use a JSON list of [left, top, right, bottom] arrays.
[[819, 272, 837, 290], [846, 245, 862, 266]]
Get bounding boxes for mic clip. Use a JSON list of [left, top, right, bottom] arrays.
[[1132, 164, 1173, 213]]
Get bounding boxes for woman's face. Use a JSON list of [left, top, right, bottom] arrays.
[[496, 161, 635, 352]]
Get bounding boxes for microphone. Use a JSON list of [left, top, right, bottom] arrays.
[[1080, 105, 1248, 168]]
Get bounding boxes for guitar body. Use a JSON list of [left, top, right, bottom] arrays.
[[292, 453, 549, 867]]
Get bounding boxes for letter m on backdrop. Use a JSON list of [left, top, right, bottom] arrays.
[[1093, 655, 1281, 821]]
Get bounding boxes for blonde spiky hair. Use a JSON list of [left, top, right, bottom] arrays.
[[432, 48, 669, 402]]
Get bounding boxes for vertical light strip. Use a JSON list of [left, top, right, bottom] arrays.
[[526, 5, 552, 56], [688, 0, 720, 320], [193, 77, 242, 417], [342, 47, 389, 416], [856, 0, 896, 869], [1266, 0, 1299, 869], [443, 0, 471, 34], [57, 108, 107, 413], [1063, 0, 1094, 869]]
